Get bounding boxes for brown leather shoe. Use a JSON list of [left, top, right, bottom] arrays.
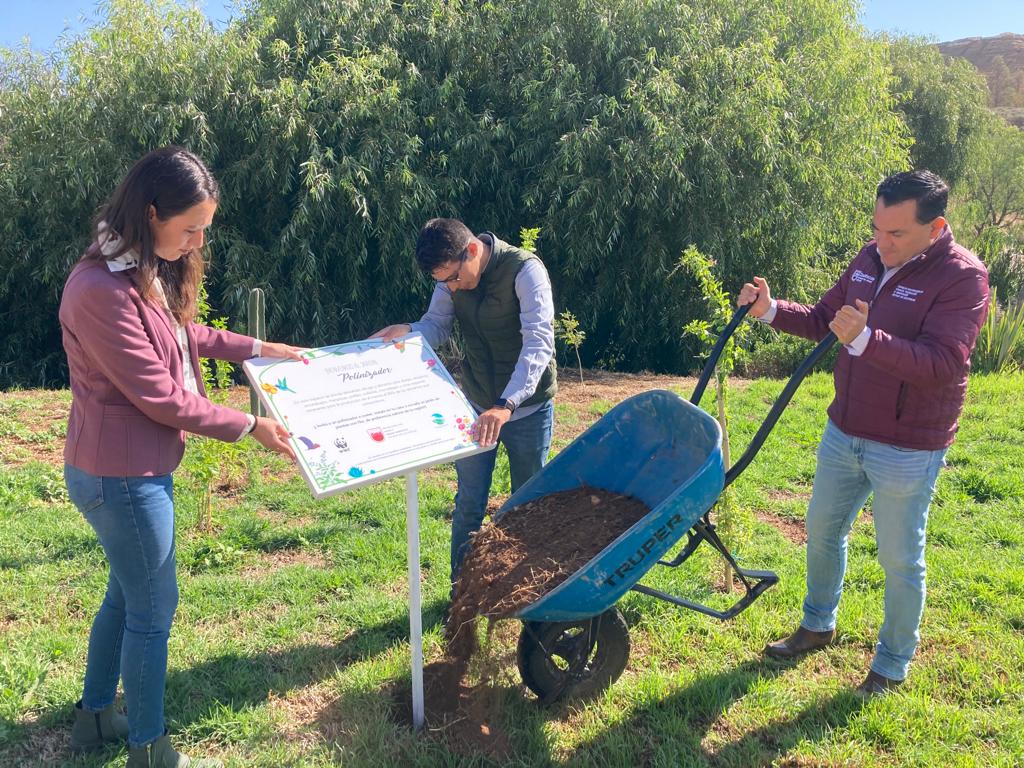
[[764, 626, 835, 659], [855, 669, 903, 698]]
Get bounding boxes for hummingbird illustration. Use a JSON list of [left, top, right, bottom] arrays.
[[275, 377, 297, 393]]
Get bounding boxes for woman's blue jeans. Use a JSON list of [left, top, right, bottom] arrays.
[[801, 421, 947, 681], [450, 400, 555, 582], [64, 464, 178, 748]]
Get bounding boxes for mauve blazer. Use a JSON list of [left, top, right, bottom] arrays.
[[60, 258, 254, 476]]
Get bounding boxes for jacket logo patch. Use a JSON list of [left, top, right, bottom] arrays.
[[892, 285, 924, 302], [851, 270, 876, 284]]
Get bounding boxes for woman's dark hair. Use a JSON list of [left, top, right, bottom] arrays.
[[876, 170, 948, 224], [415, 218, 473, 273], [88, 146, 219, 324]]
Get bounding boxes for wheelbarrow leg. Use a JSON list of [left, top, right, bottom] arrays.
[[636, 514, 779, 621]]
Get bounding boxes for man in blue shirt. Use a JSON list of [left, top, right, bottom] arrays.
[[373, 218, 558, 587]]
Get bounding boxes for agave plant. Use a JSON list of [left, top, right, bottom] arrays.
[[974, 291, 1024, 373]]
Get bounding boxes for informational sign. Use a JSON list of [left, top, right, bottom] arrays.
[[243, 333, 490, 498]]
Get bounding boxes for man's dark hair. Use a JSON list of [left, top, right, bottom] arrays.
[[415, 218, 473, 273], [876, 170, 949, 223]]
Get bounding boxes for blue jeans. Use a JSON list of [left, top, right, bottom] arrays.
[[451, 400, 555, 581], [801, 421, 947, 680], [64, 464, 178, 748]]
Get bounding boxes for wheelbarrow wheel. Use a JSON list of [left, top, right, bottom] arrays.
[[517, 608, 630, 702]]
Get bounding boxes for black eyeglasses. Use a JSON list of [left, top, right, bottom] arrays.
[[435, 247, 469, 285]]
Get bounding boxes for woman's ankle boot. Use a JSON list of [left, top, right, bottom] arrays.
[[70, 699, 129, 752], [125, 732, 222, 767]]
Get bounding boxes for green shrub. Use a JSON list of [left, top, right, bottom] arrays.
[[739, 327, 839, 378], [1, 0, 911, 383]]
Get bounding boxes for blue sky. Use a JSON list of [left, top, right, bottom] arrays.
[[860, 0, 1024, 42], [0, 1, 233, 50], [2, 0, 1023, 51]]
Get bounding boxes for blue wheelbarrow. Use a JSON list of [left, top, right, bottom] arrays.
[[498, 306, 837, 701]]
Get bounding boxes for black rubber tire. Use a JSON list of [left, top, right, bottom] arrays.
[[516, 608, 630, 701]]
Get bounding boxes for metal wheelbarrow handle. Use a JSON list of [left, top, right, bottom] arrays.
[[690, 304, 750, 408], [633, 304, 838, 622], [689, 302, 837, 488]]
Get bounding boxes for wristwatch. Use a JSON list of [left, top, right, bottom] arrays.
[[495, 398, 516, 415]]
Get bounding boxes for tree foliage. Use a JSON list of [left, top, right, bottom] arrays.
[[884, 36, 990, 188], [1, 0, 911, 385]]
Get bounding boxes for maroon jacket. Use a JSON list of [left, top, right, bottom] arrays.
[[60, 259, 254, 476], [771, 226, 989, 450]]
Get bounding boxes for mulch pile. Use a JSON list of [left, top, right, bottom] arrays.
[[410, 485, 650, 754]]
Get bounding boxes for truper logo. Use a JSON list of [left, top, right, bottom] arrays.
[[603, 512, 686, 587]]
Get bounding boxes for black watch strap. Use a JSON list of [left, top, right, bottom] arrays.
[[495, 398, 516, 414]]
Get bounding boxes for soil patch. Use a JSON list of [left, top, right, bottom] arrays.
[[755, 510, 807, 545], [406, 486, 650, 755], [240, 549, 330, 579]]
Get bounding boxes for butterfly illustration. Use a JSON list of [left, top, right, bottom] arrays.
[[392, 341, 406, 352], [297, 436, 320, 450]]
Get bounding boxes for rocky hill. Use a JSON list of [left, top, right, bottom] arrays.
[[939, 33, 1024, 125]]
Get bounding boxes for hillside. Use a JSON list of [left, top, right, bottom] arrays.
[[939, 32, 1024, 125]]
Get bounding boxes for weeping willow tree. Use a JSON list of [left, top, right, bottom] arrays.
[[0, 0, 910, 386]]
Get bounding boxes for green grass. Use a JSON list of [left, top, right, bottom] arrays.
[[1, 372, 1022, 766]]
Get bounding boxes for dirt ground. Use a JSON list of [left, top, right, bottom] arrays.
[[405, 486, 651, 756]]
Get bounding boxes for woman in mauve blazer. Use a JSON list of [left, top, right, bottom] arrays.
[[60, 146, 298, 768]]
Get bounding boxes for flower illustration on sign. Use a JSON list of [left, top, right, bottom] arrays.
[[261, 382, 278, 395], [366, 428, 385, 442]]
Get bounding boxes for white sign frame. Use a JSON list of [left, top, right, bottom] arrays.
[[243, 333, 492, 729], [243, 333, 490, 497]]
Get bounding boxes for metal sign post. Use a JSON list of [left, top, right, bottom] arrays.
[[405, 472, 425, 729]]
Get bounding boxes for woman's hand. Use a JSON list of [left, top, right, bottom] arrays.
[[250, 416, 296, 460], [261, 341, 305, 360]]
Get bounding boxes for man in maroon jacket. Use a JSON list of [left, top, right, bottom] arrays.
[[738, 170, 989, 697]]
